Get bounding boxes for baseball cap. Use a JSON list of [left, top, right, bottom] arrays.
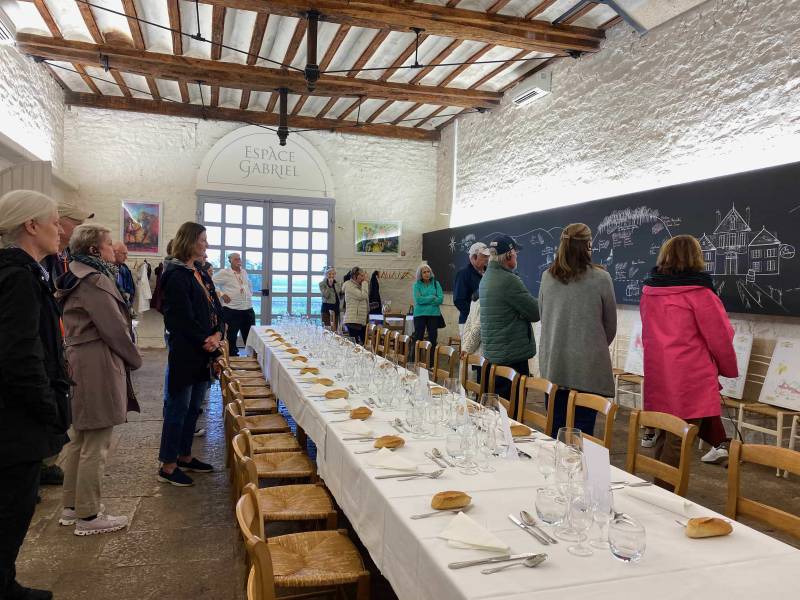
[[468, 242, 491, 256], [488, 235, 521, 255], [58, 201, 94, 221]]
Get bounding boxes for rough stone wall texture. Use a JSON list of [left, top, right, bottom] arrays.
[[0, 46, 65, 169], [439, 0, 800, 351], [63, 108, 437, 346]]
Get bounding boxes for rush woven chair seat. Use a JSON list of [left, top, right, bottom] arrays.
[[228, 382, 278, 416], [237, 412, 291, 435], [224, 405, 299, 469], [249, 432, 302, 453], [233, 433, 315, 483], [237, 485, 370, 600]]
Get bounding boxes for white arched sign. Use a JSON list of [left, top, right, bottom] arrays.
[[197, 126, 334, 198]]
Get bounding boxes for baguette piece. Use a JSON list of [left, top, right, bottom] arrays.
[[510, 424, 532, 437], [325, 388, 349, 400], [300, 367, 320, 375], [285, 347, 300, 354], [314, 377, 334, 386], [431, 491, 472, 511], [374, 435, 405, 449], [685, 517, 733, 539], [349, 407, 373, 420], [291, 355, 308, 363]]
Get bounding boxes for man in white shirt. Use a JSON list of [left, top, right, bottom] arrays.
[[212, 253, 255, 356]]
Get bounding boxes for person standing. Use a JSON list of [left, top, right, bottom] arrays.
[[453, 242, 490, 335], [157, 222, 223, 487], [319, 267, 341, 330], [55, 225, 142, 535], [641, 235, 738, 471], [212, 253, 255, 356], [538, 224, 617, 437], [112, 241, 135, 307], [0, 190, 71, 600], [480, 235, 539, 399], [410, 264, 443, 366], [342, 267, 369, 344]]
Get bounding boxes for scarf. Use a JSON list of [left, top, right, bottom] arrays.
[[72, 253, 129, 299], [643, 267, 715, 291]]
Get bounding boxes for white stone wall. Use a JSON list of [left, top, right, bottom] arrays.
[[62, 107, 437, 346], [0, 46, 65, 169], [438, 0, 800, 347]]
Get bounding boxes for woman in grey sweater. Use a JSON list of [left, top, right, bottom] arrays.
[[538, 223, 617, 437]]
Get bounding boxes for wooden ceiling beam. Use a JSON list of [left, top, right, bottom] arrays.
[[391, 103, 421, 125], [246, 12, 270, 66], [266, 19, 308, 113], [211, 6, 226, 61], [16, 34, 500, 108], [65, 92, 439, 141], [195, 0, 603, 54], [75, 1, 103, 44], [147, 77, 161, 101], [486, 0, 512, 16], [32, 0, 61, 38], [439, 43, 493, 87], [600, 15, 623, 29], [73, 63, 102, 95], [120, 0, 145, 50], [178, 80, 190, 103], [562, 2, 599, 24], [435, 110, 463, 130], [293, 24, 350, 116], [210, 85, 220, 107], [468, 49, 528, 90], [346, 28, 390, 77], [239, 89, 251, 110], [167, 0, 182, 55], [414, 106, 445, 128], [365, 100, 392, 123], [109, 69, 132, 97], [410, 39, 462, 85], [317, 97, 339, 118], [378, 33, 429, 82], [525, 0, 559, 20]]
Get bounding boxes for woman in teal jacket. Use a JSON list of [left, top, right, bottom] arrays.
[[410, 264, 443, 366]]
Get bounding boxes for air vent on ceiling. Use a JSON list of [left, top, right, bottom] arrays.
[[509, 70, 552, 107]]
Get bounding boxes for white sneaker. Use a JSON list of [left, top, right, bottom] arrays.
[[641, 430, 659, 448], [701, 445, 729, 464], [59, 504, 105, 526], [74, 513, 128, 536]]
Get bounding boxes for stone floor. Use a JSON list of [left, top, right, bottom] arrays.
[[16, 350, 799, 599]]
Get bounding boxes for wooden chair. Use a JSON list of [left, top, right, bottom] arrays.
[[517, 376, 558, 437], [228, 382, 277, 415], [488, 365, 521, 420], [625, 410, 698, 497], [413, 340, 432, 367], [394, 334, 411, 367], [364, 323, 377, 349], [230, 393, 291, 435], [224, 404, 300, 469], [384, 330, 399, 359], [432, 344, 458, 385], [374, 327, 389, 356], [725, 441, 800, 538], [222, 340, 258, 365], [448, 336, 461, 355], [460, 353, 488, 401], [384, 312, 406, 333], [232, 433, 315, 499], [566, 391, 618, 451], [236, 484, 370, 600]]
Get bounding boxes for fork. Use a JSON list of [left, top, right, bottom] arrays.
[[396, 469, 445, 481], [375, 469, 444, 480]]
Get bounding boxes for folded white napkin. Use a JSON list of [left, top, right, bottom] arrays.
[[338, 420, 373, 436], [323, 398, 351, 410], [299, 374, 319, 382], [308, 384, 348, 397], [439, 512, 510, 553], [287, 363, 317, 371], [624, 487, 694, 517], [367, 448, 417, 471]]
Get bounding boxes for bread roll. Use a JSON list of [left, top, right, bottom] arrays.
[[349, 406, 372, 420], [430, 386, 447, 395], [325, 388, 349, 400], [510, 424, 532, 437], [373, 435, 405, 449], [314, 377, 334, 386], [431, 491, 472, 510], [291, 355, 308, 362], [300, 367, 320, 375], [285, 347, 300, 354], [685, 517, 733, 539]]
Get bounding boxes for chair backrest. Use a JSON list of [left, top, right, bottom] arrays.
[[460, 353, 488, 400], [726, 441, 800, 537], [625, 410, 698, 497], [384, 313, 406, 332], [375, 327, 389, 356], [395, 334, 411, 367], [364, 323, 377, 348], [236, 485, 278, 600], [488, 365, 521, 420], [432, 344, 458, 384], [567, 391, 618, 451], [740, 338, 776, 402], [414, 340, 432, 366], [518, 376, 558, 437], [385, 330, 399, 359]]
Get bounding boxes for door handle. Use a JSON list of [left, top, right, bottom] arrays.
[[261, 289, 269, 297]]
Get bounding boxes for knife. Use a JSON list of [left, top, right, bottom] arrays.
[[448, 553, 538, 570], [508, 514, 549, 545]]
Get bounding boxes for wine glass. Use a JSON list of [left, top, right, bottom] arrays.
[[445, 433, 465, 467], [459, 427, 479, 475], [609, 515, 646, 563], [537, 441, 556, 483], [567, 483, 594, 557], [589, 488, 614, 550]]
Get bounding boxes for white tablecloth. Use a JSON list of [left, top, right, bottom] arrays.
[[246, 327, 800, 600]]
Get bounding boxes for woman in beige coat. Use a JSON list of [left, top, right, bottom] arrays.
[[55, 224, 142, 536], [342, 266, 369, 344]]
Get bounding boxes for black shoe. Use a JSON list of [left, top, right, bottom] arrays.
[[39, 464, 63, 486], [157, 467, 194, 487], [176, 458, 214, 473], [5, 580, 53, 599]]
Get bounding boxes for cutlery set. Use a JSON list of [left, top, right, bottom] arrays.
[[448, 552, 548, 573]]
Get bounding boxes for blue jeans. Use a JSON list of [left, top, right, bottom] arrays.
[[158, 380, 208, 464], [546, 387, 597, 438]]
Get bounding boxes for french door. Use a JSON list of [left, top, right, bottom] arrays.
[[198, 193, 334, 325]]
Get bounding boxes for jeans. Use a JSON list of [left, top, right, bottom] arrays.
[[158, 381, 208, 464], [411, 315, 439, 366], [222, 307, 255, 356], [547, 387, 597, 438], [0, 461, 40, 595]]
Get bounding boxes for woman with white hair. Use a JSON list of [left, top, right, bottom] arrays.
[[55, 223, 142, 536], [410, 263, 443, 366], [318, 266, 341, 330], [0, 190, 70, 600]]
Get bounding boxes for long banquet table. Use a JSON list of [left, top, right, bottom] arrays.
[[246, 326, 800, 599]]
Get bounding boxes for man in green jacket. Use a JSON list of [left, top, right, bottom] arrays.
[[479, 236, 540, 400]]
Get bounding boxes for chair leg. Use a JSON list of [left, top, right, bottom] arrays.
[[355, 574, 370, 600], [325, 511, 338, 530]]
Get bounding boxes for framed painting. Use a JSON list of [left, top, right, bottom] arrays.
[[355, 220, 401, 256], [121, 200, 162, 255]]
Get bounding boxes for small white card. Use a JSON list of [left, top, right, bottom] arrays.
[[498, 405, 519, 461], [583, 438, 611, 510]]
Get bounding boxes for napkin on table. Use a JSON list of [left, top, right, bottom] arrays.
[[338, 420, 373, 437], [439, 512, 510, 553], [308, 384, 348, 397], [366, 448, 417, 471], [623, 487, 694, 517], [323, 398, 351, 410]]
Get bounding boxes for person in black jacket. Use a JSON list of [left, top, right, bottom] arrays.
[[156, 223, 223, 487], [453, 242, 490, 335], [0, 190, 71, 600]]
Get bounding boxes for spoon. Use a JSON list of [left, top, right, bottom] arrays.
[[481, 554, 547, 574], [520, 511, 558, 544], [432, 448, 455, 467], [393, 418, 409, 432]]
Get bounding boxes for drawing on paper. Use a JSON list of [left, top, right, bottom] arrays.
[[760, 338, 800, 411]]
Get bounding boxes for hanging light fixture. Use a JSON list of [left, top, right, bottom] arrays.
[[277, 87, 289, 146], [304, 10, 321, 91]]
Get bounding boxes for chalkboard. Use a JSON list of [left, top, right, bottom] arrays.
[[423, 161, 800, 317]]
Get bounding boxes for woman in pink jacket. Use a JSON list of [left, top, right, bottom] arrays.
[[640, 235, 738, 470]]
